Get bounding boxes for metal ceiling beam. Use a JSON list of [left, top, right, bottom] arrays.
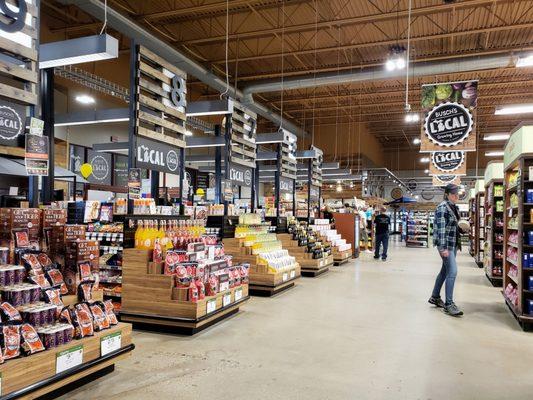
[[59, 0, 308, 139], [212, 22, 533, 64], [178, 0, 521, 45]]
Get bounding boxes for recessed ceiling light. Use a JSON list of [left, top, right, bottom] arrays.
[[516, 54, 533, 67], [424, 169, 429, 173], [483, 133, 510, 141], [420, 157, 430, 163], [185, 130, 194, 136], [75, 95, 95, 105], [495, 103, 533, 115], [413, 137, 421, 144], [485, 151, 504, 157]]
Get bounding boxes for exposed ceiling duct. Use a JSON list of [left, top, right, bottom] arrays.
[[59, 0, 308, 138], [242, 53, 518, 97]]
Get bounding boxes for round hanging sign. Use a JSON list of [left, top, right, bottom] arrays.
[[424, 102, 473, 147], [0, 105, 23, 140], [421, 190, 434, 201], [407, 180, 417, 191], [391, 187, 403, 200], [90, 155, 109, 181], [431, 151, 465, 173], [166, 150, 179, 173], [435, 175, 457, 185]]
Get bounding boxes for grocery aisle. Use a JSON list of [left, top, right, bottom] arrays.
[[62, 238, 532, 400]]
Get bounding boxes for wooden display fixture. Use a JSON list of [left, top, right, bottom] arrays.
[[121, 249, 249, 334], [223, 237, 301, 297], [333, 248, 351, 265], [331, 212, 360, 258], [0, 323, 133, 399], [276, 233, 333, 275]]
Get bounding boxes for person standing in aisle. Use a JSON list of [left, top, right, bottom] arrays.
[[358, 206, 372, 253], [428, 184, 464, 317], [374, 206, 391, 261]]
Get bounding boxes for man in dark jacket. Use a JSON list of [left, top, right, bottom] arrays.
[[428, 184, 464, 317], [373, 206, 391, 261]]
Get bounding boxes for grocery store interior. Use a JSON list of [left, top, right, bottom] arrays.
[[0, 0, 532, 399]]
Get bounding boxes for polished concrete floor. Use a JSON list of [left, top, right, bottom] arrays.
[[63, 238, 533, 400]]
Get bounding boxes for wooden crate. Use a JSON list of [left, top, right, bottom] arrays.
[[299, 254, 334, 270], [0, 323, 133, 399], [121, 249, 248, 322], [135, 46, 187, 147]]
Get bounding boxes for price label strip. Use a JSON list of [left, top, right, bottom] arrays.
[[235, 287, 243, 302], [222, 293, 231, 307], [101, 331, 122, 356], [282, 272, 288, 282], [290, 270, 296, 279], [56, 345, 83, 374], [206, 298, 217, 314]]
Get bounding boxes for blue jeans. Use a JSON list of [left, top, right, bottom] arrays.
[[431, 249, 458, 305], [374, 233, 389, 260]]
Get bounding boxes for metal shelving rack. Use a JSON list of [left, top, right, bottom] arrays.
[[406, 211, 430, 248]]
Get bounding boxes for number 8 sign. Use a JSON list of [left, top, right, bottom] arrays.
[[0, 0, 27, 33], [170, 75, 186, 108]]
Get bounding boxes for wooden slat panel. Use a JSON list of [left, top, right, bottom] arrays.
[[139, 60, 171, 85], [139, 76, 168, 98], [0, 36, 37, 61], [230, 133, 256, 147], [139, 93, 186, 121], [138, 110, 186, 134], [137, 125, 186, 148], [0, 82, 37, 104], [230, 157, 256, 169], [231, 145, 256, 159], [0, 60, 38, 83], [139, 46, 186, 79]]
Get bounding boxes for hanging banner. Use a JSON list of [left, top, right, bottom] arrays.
[[432, 175, 461, 186], [420, 80, 477, 152], [25, 134, 49, 176], [279, 176, 294, 194], [429, 150, 467, 176], [87, 150, 112, 185], [136, 137, 180, 175], [228, 162, 253, 188]]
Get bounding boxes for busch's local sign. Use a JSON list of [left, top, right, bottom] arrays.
[[228, 162, 253, 187], [279, 176, 294, 194], [136, 137, 179, 174], [431, 150, 465, 173], [424, 102, 473, 147]]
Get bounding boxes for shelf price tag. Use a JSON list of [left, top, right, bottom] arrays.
[[282, 272, 288, 282], [56, 345, 83, 374], [101, 331, 122, 356], [206, 298, 217, 314], [222, 293, 231, 307], [290, 270, 296, 279], [235, 287, 243, 302]]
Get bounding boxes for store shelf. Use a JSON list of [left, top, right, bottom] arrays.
[[508, 273, 519, 284], [507, 258, 519, 267]]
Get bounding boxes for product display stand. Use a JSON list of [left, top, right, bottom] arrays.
[[331, 212, 361, 258], [121, 249, 249, 334], [0, 324, 134, 399], [406, 211, 430, 247], [474, 180, 486, 267], [484, 162, 504, 287], [502, 124, 533, 330]]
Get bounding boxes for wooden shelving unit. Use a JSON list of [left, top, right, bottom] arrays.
[[121, 249, 249, 334], [502, 124, 533, 330], [483, 162, 504, 287], [0, 323, 133, 399]]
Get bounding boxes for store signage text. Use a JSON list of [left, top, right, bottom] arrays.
[[431, 151, 465, 173], [0, 0, 27, 33], [279, 177, 294, 194], [424, 102, 473, 147], [228, 163, 253, 188], [309, 185, 320, 199], [136, 137, 180, 174], [0, 105, 23, 140], [90, 155, 110, 181]]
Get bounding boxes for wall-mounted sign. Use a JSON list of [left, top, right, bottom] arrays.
[[127, 168, 141, 199], [432, 175, 461, 186], [279, 176, 294, 194], [407, 180, 417, 191], [113, 154, 128, 187], [421, 189, 435, 201], [87, 150, 112, 185], [0, 104, 23, 141], [196, 172, 209, 191], [420, 81, 478, 152], [29, 117, 44, 136], [228, 162, 253, 188], [391, 187, 403, 200], [430, 150, 467, 176], [136, 137, 180, 175], [25, 134, 48, 176]]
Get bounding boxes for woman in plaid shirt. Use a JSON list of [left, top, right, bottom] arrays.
[[428, 184, 464, 317]]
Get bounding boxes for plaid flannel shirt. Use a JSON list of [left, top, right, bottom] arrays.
[[433, 200, 458, 251]]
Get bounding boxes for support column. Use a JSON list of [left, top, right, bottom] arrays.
[[41, 68, 54, 204]]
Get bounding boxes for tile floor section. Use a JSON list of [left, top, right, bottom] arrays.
[[62, 237, 533, 400]]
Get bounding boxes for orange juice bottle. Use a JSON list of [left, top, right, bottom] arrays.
[[135, 220, 144, 248]]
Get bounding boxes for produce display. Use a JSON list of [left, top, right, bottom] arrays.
[[421, 81, 477, 109]]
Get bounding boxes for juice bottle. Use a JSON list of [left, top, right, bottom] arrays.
[[135, 220, 144, 248]]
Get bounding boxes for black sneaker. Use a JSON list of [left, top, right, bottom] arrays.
[[373, 256, 379, 259], [381, 258, 386, 262], [428, 296, 445, 308], [444, 303, 463, 317]]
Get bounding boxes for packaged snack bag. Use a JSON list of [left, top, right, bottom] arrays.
[[77, 282, 94, 302], [58, 306, 72, 325], [44, 288, 63, 307], [78, 263, 92, 282], [188, 281, 198, 303], [29, 273, 51, 289], [20, 323, 45, 354], [1, 302, 21, 322], [103, 300, 118, 325], [46, 269, 68, 295], [195, 278, 205, 300], [71, 304, 94, 338], [37, 253, 53, 269], [2, 325, 21, 359], [89, 303, 110, 331]]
